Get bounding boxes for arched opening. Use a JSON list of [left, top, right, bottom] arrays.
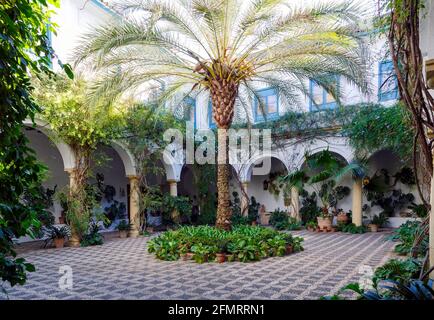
[[365, 149, 422, 227], [243, 156, 289, 213], [90, 145, 130, 230], [300, 149, 353, 216], [23, 126, 70, 224]]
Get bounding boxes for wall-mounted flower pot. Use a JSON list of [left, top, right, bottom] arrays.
[[54, 237, 65, 249]]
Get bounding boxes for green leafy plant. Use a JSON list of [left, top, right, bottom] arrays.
[[370, 212, 389, 227], [373, 258, 421, 287], [0, 0, 70, 291], [341, 223, 366, 234], [81, 222, 104, 247], [388, 220, 428, 256], [148, 225, 304, 263], [116, 220, 131, 231]]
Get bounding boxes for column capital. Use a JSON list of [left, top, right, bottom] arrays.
[[127, 175, 140, 180], [167, 179, 179, 184]]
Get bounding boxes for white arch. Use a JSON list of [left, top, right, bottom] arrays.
[[23, 118, 76, 171], [240, 152, 289, 183], [294, 143, 353, 170], [110, 140, 138, 177], [162, 149, 183, 181]]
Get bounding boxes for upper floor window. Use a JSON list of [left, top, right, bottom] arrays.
[[309, 76, 339, 111], [378, 60, 398, 102], [253, 88, 279, 122], [208, 100, 216, 129]]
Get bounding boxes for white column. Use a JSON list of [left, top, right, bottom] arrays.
[[352, 179, 363, 227], [168, 180, 178, 197], [168, 180, 180, 223], [241, 181, 249, 216], [128, 176, 140, 237], [66, 169, 80, 247], [290, 187, 300, 221]]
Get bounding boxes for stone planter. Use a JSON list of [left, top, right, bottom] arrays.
[[119, 230, 128, 238], [216, 253, 226, 263], [54, 237, 65, 249], [317, 216, 332, 230], [368, 224, 379, 232]]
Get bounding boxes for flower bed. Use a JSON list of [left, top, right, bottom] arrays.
[[147, 225, 304, 263]]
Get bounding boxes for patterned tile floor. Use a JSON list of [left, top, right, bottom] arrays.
[[3, 230, 395, 300]]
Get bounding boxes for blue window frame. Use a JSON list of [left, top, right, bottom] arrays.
[[208, 100, 216, 129], [378, 60, 398, 102], [183, 97, 196, 129], [253, 87, 279, 122], [309, 76, 339, 111]]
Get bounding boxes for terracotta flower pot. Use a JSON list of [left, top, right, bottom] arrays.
[[58, 216, 65, 224], [54, 237, 65, 249], [119, 230, 128, 238], [186, 252, 194, 260], [286, 245, 293, 255], [216, 253, 226, 263], [317, 216, 332, 230], [368, 224, 379, 232], [251, 221, 257, 226], [337, 213, 349, 224]]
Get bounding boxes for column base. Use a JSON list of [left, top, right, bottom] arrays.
[[69, 237, 81, 247], [128, 229, 140, 238]]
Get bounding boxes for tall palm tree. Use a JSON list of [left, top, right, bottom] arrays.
[[74, 0, 368, 230]]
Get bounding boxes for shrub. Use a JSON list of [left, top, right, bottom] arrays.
[[81, 222, 104, 247], [341, 223, 366, 234], [388, 220, 428, 256], [269, 209, 289, 230], [373, 258, 421, 287], [147, 225, 304, 263]]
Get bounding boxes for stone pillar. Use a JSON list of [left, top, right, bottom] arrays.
[[290, 187, 300, 221], [168, 180, 180, 223], [241, 182, 249, 216], [352, 178, 363, 227], [66, 169, 80, 247], [128, 176, 140, 237], [168, 179, 178, 197]]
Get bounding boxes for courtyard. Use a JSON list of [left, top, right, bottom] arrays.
[[4, 231, 395, 300]]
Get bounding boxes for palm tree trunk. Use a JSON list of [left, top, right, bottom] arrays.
[[216, 129, 231, 230], [210, 79, 238, 230]]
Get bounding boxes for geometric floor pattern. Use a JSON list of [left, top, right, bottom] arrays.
[[2, 230, 395, 300]]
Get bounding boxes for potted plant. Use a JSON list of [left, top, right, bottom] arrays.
[[368, 213, 389, 232], [317, 207, 333, 231], [47, 225, 71, 248], [306, 221, 317, 232], [248, 196, 260, 226], [336, 209, 349, 224], [116, 220, 130, 238], [215, 240, 228, 263]]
